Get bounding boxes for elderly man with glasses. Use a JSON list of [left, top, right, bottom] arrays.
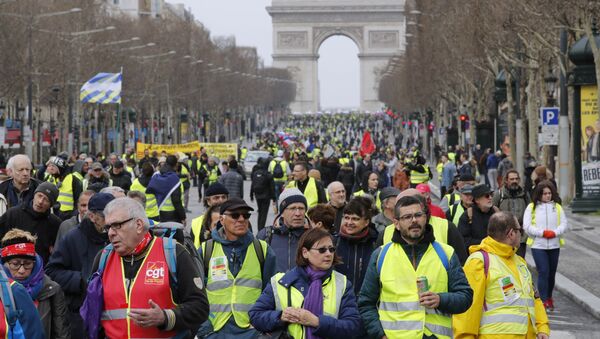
[[458, 184, 501, 253], [88, 197, 209, 338]]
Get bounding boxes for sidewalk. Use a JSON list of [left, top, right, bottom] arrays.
[[428, 176, 600, 321]]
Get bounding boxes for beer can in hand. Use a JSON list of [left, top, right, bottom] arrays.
[[417, 276, 429, 294]]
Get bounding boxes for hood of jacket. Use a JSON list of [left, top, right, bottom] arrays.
[[138, 174, 151, 187], [79, 217, 109, 245], [73, 160, 85, 174], [469, 236, 516, 259]]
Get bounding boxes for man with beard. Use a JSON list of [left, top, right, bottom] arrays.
[[493, 169, 530, 258], [358, 195, 473, 339], [458, 184, 500, 252]]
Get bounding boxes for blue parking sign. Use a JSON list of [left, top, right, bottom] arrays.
[[540, 107, 559, 126]]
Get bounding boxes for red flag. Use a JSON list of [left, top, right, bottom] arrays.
[[359, 131, 375, 157]]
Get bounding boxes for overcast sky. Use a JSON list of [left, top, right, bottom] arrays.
[[171, 0, 360, 109]]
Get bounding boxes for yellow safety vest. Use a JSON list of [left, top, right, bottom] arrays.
[[73, 171, 84, 183], [129, 178, 159, 219], [410, 165, 430, 184], [202, 240, 267, 331], [450, 203, 465, 226], [180, 166, 190, 184], [383, 217, 448, 244], [339, 157, 349, 165], [125, 166, 135, 177], [203, 165, 219, 185], [271, 270, 347, 339], [436, 163, 443, 177], [286, 177, 319, 208], [448, 152, 456, 162], [268, 160, 288, 182], [377, 242, 454, 338], [241, 148, 248, 160], [159, 183, 184, 212], [353, 190, 381, 211], [191, 215, 205, 249], [525, 203, 564, 246], [57, 174, 75, 213], [466, 251, 537, 335], [444, 193, 461, 208]]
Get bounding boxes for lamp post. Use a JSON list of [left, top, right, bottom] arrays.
[[544, 70, 558, 174]]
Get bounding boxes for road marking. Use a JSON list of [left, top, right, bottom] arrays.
[[549, 319, 584, 326]]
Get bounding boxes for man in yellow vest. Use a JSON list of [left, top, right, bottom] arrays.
[[286, 162, 326, 208], [446, 184, 473, 230], [407, 155, 432, 188], [45, 154, 82, 220], [358, 195, 473, 339], [269, 150, 290, 202], [453, 211, 550, 339], [198, 198, 277, 338], [190, 183, 229, 249]]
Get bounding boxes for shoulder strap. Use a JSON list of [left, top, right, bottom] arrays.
[[449, 193, 456, 206], [0, 270, 15, 325], [253, 238, 265, 279], [431, 241, 449, 272], [158, 181, 182, 210], [203, 239, 214, 277], [162, 237, 178, 286], [477, 250, 491, 311], [450, 203, 459, 219], [98, 244, 114, 275], [377, 242, 393, 275]]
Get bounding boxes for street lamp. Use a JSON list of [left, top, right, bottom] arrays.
[[544, 70, 558, 106]]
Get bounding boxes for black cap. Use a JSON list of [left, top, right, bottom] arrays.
[[205, 183, 229, 197], [472, 184, 493, 199], [459, 173, 475, 182], [113, 160, 124, 169], [88, 193, 115, 212], [219, 198, 254, 214]]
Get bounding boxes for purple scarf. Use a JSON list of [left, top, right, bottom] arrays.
[[302, 265, 328, 339]]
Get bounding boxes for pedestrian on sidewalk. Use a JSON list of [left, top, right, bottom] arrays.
[[493, 169, 530, 258], [523, 180, 568, 311]]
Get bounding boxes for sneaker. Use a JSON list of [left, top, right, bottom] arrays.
[[547, 298, 555, 311], [543, 300, 553, 311]]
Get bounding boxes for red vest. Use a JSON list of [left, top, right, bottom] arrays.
[[101, 237, 178, 338]]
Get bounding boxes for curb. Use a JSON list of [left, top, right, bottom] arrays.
[[525, 252, 600, 320]]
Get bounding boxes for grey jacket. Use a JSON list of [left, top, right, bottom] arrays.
[[38, 275, 70, 339], [218, 170, 244, 199], [493, 186, 530, 243]]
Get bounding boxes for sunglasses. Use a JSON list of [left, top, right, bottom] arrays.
[[224, 212, 251, 220], [310, 246, 336, 254]]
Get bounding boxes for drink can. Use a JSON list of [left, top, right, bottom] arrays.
[[417, 276, 429, 293]]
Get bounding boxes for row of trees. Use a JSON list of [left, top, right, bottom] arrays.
[[0, 0, 295, 160], [379, 0, 600, 199]]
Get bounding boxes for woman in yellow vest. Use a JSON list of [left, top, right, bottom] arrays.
[[523, 181, 568, 311], [249, 227, 362, 339]]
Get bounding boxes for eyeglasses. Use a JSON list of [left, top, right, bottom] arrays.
[[397, 211, 426, 222], [224, 212, 251, 220], [310, 246, 336, 254], [7, 260, 34, 270], [104, 217, 134, 232]]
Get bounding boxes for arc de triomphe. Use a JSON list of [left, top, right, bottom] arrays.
[[267, 0, 406, 113]]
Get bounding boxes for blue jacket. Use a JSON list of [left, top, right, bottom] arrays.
[[486, 154, 500, 169], [8, 280, 46, 339], [256, 220, 306, 273], [358, 225, 473, 339], [441, 162, 457, 188], [249, 266, 362, 338], [334, 226, 378, 295], [45, 218, 108, 312]]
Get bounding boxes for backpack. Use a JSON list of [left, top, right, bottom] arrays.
[[0, 270, 26, 339], [96, 222, 205, 290], [272, 161, 284, 179], [202, 238, 265, 279], [252, 170, 270, 194]]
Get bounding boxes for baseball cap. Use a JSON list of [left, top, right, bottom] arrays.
[[460, 184, 474, 194], [219, 198, 254, 214], [88, 193, 115, 213], [91, 162, 103, 170], [415, 184, 431, 194], [379, 187, 400, 202]]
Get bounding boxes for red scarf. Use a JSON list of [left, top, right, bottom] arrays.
[[132, 233, 152, 256], [339, 226, 370, 241]]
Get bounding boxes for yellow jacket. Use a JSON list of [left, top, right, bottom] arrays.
[[453, 237, 550, 339]]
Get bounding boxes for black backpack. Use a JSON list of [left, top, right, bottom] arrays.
[[272, 161, 284, 179], [252, 170, 270, 194]]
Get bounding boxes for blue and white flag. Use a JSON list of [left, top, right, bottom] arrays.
[[80, 72, 122, 104]]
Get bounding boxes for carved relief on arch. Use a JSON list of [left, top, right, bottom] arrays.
[[312, 26, 363, 53]]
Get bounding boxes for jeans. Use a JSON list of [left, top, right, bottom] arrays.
[[531, 248, 560, 301], [274, 181, 285, 202], [256, 198, 270, 231]]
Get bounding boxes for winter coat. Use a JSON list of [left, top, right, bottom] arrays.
[[358, 225, 473, 339], [7, 279, 46, 338], [0, 178, 41, 210], [372, 212, 393, 234], [523, 201, 568, 250], [0, 201, 61, 263], [37, 275, 71, 339], [219, 170, 244, 199], [54, 214, 80, 247], [441, 162, 457, 189], [45, 218, 108, 312], [109, 169, 132, 191], [493, 186, 530, 244], [250, 159, 275, 201], [458, 204, 498, 251], [392, 167, 410, 191], [453, 236, 550, 339], [257, 219, 307, 273], [334, 226, 378, 295], [249, 266, 362, 338]]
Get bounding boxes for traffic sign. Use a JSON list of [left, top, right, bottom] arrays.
[[540, 107, 559, 126]]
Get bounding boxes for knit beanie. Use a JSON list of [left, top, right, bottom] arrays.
[[35, 182, 59, 206], [205, 183, 229, 197], [278, 188, 307, 213]]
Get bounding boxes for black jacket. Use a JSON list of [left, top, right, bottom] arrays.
[[250, 160, 275, 201], [37, 275, 70, 339], [334, 226, 379, 295], [458, 204, 498, 251], [109, 170, 132, 192], [45, 218, 108, 311], [0, 178, 41, 209], [0, 202, 61, 263]]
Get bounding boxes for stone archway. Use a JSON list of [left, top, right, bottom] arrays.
[[268, 0, 406, 113]]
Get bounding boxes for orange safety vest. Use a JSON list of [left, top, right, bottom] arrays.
[[101, 237, 178, 338]]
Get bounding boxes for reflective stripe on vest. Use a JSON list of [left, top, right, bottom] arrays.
[[101, 237, 179, 338], [202, 240, 266, 331], [73, 172, 84, 182], [525, 203, 564, 246], [466, 251, 537, 335], [377, 242, 453, 338], [410, 165, 430, 184], [382, 217, 448, 245], [271, 271, 346, 339], [57, 174, 75, 212], [130, 179, 160, 219], [451, 203, 465, 226], [286, 177, 319, 208], [191, 215, 205, 249], [160, 184, 184, 212]]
